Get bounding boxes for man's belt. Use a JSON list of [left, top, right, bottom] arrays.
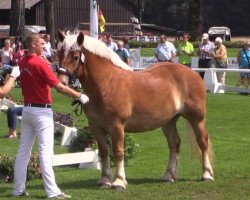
[[24, 103, 52, 108]]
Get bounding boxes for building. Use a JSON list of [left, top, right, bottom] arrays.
[[0, 0, 138, 36]]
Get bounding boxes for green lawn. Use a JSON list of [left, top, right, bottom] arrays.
[[0, 86, 250, 199]]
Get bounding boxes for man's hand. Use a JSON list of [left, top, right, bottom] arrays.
[[79, 93, 89, 104], [10, 66, 20, 79]]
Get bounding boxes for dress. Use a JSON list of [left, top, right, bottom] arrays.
[[12, 54, 62, 198], [155, 41, 176, 62], [178, 41, 194, 67]]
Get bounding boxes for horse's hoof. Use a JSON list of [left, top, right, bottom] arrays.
[[111, 185, 126, 191], [201, 177, 214, 181], [162, 172, 176, 183], [111, 178, 127, 191], [97, 177, 112, 189], [97, 182, 112, 189]]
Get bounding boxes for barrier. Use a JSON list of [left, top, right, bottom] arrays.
[[192, 68, 250, 94]]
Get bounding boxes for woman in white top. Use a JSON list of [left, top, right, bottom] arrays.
[[0, 39, 14, 71]]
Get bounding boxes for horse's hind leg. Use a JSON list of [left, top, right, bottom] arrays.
[[162, 116, 181, 182], [89, 122, 112, 188], [187, 118, 214, 181]]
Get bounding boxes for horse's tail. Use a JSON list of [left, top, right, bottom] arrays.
[[185, 120, 213, 165]]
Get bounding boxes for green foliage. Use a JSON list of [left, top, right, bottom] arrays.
[[68, 126, 97, 153], [69, 126, 139, 166], [0, 154, 41, 182]]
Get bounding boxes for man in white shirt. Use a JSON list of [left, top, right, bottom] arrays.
[[105, 35, 118, 52], [155, 34, 177, 62], [43, 34, 53, 62]]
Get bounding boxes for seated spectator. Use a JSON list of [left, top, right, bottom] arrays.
[[6, 107, 23, 139], [116, 40, 130, 65], [0, 39, 14, 71], [12, 41, 25, 66], [106, 35, 118, 51]]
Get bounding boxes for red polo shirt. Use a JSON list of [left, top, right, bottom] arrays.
[[19, 54, 60, 104]]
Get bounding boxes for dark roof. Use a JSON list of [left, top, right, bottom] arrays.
[[0, 0, 41, 9]]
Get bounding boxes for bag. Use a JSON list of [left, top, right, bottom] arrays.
[[216, 62, 227, 68]]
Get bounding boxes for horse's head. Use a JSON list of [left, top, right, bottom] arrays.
[[57, 30, 85, 85]]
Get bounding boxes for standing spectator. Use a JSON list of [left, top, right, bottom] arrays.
[[43, 34, 53, 62], [116, 40, 130, 65], [0, 39, 14, 71], [105, 35, 118, 51], [6, 107, 23, 139], [177, 33, 194, 67], [12, 41, 25, 66], [211, 37, 228, 85], [197, 33, 215, 79], [122, 37, 130, 51], [155, 34, 177, 63], [237, 41, 250, 86], [12, 33, 89, 198]]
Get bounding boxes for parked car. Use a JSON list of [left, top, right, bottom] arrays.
[[208, 26, 231, 41]]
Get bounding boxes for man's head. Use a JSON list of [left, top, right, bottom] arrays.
[[26, 33, 45, 56], [202, 33, 209, 44], [160, 34, 167, 43], [106, 35, 113, 44], [182, 33, 189, 43], [44, 34, 50, 42], [117, 41, 124, 49]]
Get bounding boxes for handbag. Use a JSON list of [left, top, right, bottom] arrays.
[[215, 60, 227, 68], [242, 48, 250, 67]]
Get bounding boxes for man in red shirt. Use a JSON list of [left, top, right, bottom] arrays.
[[12, 33, 88, 199]]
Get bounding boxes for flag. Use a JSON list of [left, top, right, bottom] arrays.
[[90, 0, 98, 38], [99, 9, 105, 33]]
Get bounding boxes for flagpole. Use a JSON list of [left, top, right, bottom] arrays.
[[90, 0, 98, 38]]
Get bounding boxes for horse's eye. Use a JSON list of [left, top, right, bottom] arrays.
[[74, 56, 79, 61]]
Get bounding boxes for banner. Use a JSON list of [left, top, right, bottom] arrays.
[[90, 0, 98, 38]]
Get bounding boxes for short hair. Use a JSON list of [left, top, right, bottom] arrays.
[[182, 32, 189, 38], [25, 33, 42, 48], [117, 40, 124, 46], [215, 37, 222, 43], [4, 39, 10, 44], [244, 41, 250, 46]]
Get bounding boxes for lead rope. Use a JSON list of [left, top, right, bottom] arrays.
[[71, 98, 83, 116]]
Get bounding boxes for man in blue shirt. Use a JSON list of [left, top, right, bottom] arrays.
[[115, 40, 130, 65], [106, 35, 118, 51]]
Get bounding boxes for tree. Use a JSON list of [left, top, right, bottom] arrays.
[[45, 0, 55, 48], [187, 0, 203, 41], [9, 0, 25, 39]]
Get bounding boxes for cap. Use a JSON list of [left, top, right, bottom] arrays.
[[202, 33, 209, 40]]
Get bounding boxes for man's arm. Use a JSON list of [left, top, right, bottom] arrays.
[[54, 82, 89, 104]]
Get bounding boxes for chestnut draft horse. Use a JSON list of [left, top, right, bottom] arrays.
[[57, 30, 214, 190]]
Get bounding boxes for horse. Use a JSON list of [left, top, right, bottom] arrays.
[[56, 30, 214, 190]]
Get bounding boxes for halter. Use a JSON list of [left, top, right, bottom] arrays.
[[57, 52, 85, 116], [57, 52, 83, 80]]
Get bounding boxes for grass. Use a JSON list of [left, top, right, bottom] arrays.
[[0, 83, 250, 199]]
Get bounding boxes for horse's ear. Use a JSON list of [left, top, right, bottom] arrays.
[[77, 32, 84, 46], [58, 29, 65, 42]]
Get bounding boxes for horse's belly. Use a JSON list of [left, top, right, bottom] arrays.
[[124, 113, 176, 133]]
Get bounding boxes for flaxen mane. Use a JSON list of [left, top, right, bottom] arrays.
[[57, 32, 133, 71]]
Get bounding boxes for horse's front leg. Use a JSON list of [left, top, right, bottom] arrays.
[[89, 123, 112, 188], [110, 122, 127, 190]]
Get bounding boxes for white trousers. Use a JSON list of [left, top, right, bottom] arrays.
[[12, 107, 61, 198]]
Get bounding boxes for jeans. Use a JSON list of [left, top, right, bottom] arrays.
[[7, 107, 23, 129], [12, 107, 61, 198], [198, 59, 213, 79]]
